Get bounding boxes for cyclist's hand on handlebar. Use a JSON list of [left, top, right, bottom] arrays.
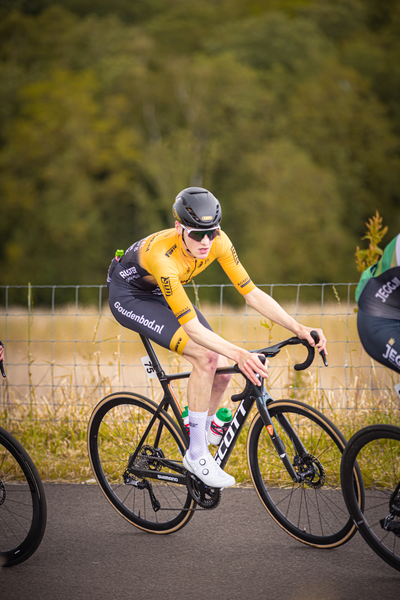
[[237, 351, 269, 385], [297, 326, 328, 355]]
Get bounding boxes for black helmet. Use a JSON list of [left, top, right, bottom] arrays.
[[173, 187, 222, 229]]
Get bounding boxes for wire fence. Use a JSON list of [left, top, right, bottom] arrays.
[[0, 282, 398, 422]]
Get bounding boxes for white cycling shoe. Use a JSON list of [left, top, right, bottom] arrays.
[[183, 451, 235, 488]]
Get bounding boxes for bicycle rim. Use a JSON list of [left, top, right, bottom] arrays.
[[247, 400, 361, 548], [341, 424, 400, 571], [0, 427, 47, 567], [87, 392, 195, 534]]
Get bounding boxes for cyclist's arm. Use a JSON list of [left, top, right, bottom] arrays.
[[244, 287, 327, 353], [182, 317, 269, 385]]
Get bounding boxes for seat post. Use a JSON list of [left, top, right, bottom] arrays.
[[140, 335, 166, 379]]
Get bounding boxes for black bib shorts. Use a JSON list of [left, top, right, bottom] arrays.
[[107, 260, 213, 354], [357, 267, 400, 374]]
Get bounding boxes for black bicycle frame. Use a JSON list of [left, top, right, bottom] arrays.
[[127, 335, 303, 485]]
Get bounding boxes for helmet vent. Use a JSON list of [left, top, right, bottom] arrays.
[[185, 205, 201, 224]]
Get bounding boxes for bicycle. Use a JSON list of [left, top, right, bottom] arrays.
[[341, 420, 400, 572], [0, 342, 47, 567], [88, 331, 363, 548]]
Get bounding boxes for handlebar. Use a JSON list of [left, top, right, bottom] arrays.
[[251, 330, 328, 370], [230, 330, 327, 402], [0, 341, 6, 378]]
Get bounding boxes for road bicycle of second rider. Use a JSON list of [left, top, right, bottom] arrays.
[[88, 331, 363, 548]]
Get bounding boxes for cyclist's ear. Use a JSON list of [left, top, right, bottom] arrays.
[[175, 222, 183, 235]]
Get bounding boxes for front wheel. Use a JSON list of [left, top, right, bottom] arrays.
[[247, 399, 362, 548], [341, 424, 400, 571], [0, 426, 47, 567], [87, 392, 195, 534]]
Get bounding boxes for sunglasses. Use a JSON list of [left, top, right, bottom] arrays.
[[181, 224, 220, 242]]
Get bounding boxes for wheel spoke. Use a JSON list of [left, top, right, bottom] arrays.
[[248, 400, 359, 548]]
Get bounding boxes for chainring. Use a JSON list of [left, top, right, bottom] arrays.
[[186, 472, 221, 509]]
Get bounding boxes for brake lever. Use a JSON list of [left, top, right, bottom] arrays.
[[310, 330, 329, 367], [294, 330, 328, 371]]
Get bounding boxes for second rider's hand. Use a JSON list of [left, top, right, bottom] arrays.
[[238, 351, 269, 386]]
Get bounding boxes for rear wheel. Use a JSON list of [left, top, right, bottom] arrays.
[[341, 424, 400, 571], [0, 426, 47, 566], [247, 399, 362, 548], [87, 392, 195, 534]]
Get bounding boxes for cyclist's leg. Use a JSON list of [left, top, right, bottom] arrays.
[[182, 341, 230, 413], [357, 310, 400, 374], [108, 278, 233, 486], [181, 341, 234, 487]]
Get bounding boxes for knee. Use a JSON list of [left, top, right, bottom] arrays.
[[190, 347, 220, 374]]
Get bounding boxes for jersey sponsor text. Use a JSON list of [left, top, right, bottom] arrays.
[[161, 276, 173, 296], [375, 276, 400, 302], [113, 302, 164, 334]]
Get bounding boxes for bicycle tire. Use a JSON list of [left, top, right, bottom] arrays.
[[247, 399, 362, 548], [341, 424, 400, 571], [0, 426, 47, 567], [87, 392, 195, 534]]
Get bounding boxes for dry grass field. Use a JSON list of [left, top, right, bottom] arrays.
[[1, 298, 399, 482]]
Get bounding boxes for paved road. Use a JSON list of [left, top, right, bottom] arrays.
[[2, 484, 399, 600]]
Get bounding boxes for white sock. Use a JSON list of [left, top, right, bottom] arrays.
[[188, 409, 208, 461], [205, 413, 216, 445]]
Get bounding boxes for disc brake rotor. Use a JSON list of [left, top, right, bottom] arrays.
[[295, 453, 326, 488]]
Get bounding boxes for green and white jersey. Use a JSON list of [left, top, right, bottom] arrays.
[[356, 234, 400, 319]]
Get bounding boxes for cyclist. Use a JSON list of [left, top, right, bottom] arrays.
[[107, 187, 327, 488], [356, 233, 400, 374]]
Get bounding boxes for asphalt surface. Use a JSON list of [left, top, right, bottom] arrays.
[[1, 483, 399, 600]]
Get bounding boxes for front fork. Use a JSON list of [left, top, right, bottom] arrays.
[[255, 386, 303, 483]]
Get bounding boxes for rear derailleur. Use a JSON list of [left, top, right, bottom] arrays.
[[123, 471, 161, 512]]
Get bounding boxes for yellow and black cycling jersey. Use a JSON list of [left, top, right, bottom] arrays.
[[110, 228, 255, 325]]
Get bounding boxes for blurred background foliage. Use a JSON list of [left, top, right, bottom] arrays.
[[0, 0, 399, 299]]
